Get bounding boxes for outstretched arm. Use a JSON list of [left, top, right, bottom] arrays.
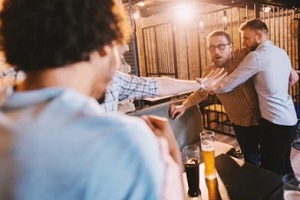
[[156, 68, 227, 96], [156, 77, 202, 96], [198, 68, 227, 91]]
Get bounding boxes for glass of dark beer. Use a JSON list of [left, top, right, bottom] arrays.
[[182, 145, 201, 198]]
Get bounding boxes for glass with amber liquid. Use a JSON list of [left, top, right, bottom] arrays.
[[200, 131, 216, 180]]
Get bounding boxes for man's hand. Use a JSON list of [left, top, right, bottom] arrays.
[[197, 68, 227, 91], [141, 115, 182, 171], [289, 68, 299, 86], [169, 104, 186, 120]]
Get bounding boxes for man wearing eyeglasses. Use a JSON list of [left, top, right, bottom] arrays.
[[170, 30, 262, 166], [170, 30, 299, 166]]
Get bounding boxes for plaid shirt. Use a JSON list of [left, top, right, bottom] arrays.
[[183, 48, 261, 126], [100, 71, 158, 112]]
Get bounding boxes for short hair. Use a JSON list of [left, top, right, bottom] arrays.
[[239, 18, 268, 34], [207, 30, 232, 44], [0, 0, 131, 72]]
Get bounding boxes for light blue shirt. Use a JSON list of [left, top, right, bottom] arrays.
[[215, 40, 297, 126], [101, 71, 158, 112], [0, 88, 165, 200]]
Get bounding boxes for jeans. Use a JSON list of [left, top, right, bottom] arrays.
[[232, 124, 260, 166], [259, 118, 297, 175]]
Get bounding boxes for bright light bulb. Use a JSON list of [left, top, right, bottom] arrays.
[[133, 12, 140, 19], [199, 21, 204, 32], [137, 2, 145, 7], [175, 3, 195, 23], [263, 6, 271, 13]]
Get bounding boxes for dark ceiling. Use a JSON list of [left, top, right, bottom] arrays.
[[122, 0, 300, 18], [123, 0, 300, 6]]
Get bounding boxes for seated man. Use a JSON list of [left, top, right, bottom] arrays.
[[0, 0, 226, 199]]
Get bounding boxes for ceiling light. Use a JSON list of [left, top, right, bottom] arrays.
[[133, 12, 140, 19], [263, 6, 272, 13], [174, 3, 195, 23], [137, 2, 145, 7], [223, 11, 227, 30], [199, 21, 204, 33]]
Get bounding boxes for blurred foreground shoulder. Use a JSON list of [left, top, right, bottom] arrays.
[[89, 113, 166, 199]]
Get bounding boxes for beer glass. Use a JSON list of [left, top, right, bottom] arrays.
[[200, 131, 216, 180], [205, 178, 221, 200], [182, 145, 201, 198], [283, 173, 300, 200]]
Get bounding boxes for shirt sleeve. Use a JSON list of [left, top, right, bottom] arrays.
[[214, 51, 260, 93], [88, 117, 166, 200], [182, 66, 214, 108], [182, 90, 208, 108], [116, 71, 158, 100]]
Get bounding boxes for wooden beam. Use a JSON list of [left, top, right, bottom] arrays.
[[122, 0, 140, 4]]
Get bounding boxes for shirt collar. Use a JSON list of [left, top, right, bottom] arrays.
[[256, 40, 272, 51], [2, 87, 72, 109]]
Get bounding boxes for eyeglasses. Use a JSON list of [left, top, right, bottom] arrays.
[[207, 43, 230, 52]]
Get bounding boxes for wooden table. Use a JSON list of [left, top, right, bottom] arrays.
[[142, 91, 193, 107]]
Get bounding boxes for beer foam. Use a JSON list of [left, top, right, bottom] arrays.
[[284, 190, 300, 200], [201, 145, 214, 152]]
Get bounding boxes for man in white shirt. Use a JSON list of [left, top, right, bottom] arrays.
[[214, 19, 298, 175]]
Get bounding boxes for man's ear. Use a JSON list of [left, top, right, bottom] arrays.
[[256, 30, 264, 42], [98, 45, 110, 57]]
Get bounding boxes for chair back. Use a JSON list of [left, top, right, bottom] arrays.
[[129, 100, 203, 150]]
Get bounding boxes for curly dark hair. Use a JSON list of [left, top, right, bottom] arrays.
[[0, 0, 131, 72]]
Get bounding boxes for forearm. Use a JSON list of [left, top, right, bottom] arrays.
[[156, 77, 200, 96], [182, 90, 208, 108], [214, 53, 259, 94]]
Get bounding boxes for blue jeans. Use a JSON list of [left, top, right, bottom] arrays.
[[259, 118, 297, 175], [232, 124, 260, 166]]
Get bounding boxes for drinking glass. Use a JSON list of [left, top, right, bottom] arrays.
[[282, 173, 300, 200], [182, 145, 201, 198], [205, 178, 221, 200], [200, 131, 216, 180]]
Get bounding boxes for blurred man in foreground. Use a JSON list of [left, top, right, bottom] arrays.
[[0, 0, 226, 199]]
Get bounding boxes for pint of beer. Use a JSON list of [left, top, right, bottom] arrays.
[[205, 178, 221, 200], [200, 131, 216, 180], [182, 145, 201, 198]]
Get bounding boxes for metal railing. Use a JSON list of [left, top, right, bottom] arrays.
[[141, 2, 300, 135]]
